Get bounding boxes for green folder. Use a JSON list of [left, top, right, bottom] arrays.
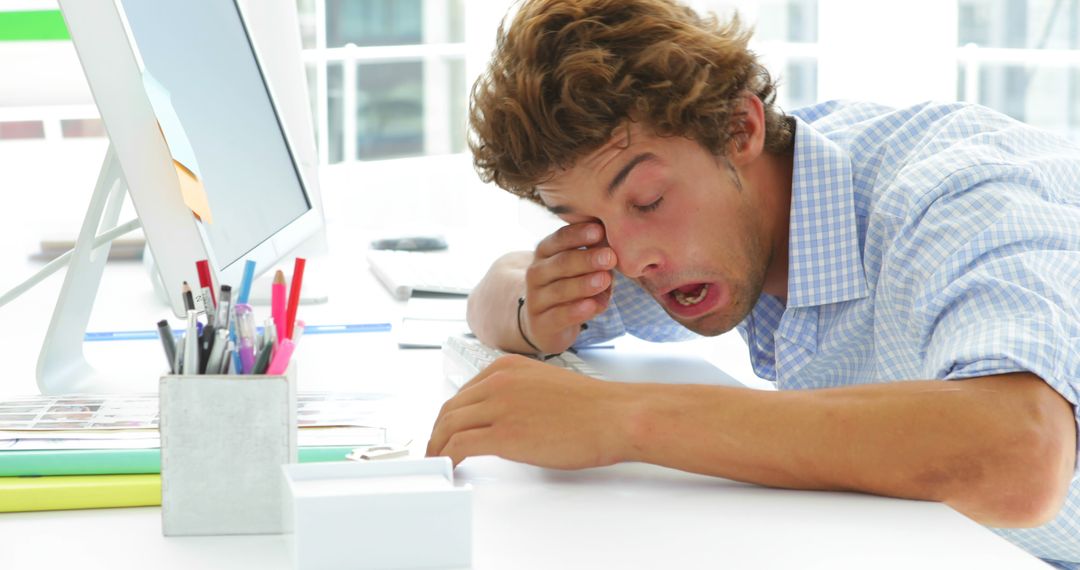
[[0, 446, 355, 477], [0, 446, 359, 513]]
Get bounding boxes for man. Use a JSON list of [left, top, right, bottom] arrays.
[[425, 0, 1080, 565]]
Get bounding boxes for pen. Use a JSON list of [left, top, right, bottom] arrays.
[[183, 309, 199, 376], [266, 338, 295, 375], [221, 339, 235, 375], [264, 316, 277, 348], [199, 323, 215, 374], [196, 259, 216, 309], [201, 286, 216, 327], [216, 284, 233, 335], [205, 328, 229, 374], [258, 317, 276, 373], [236, 259, 256, 305], [285, 257, 305, 339], [271, 270, 286, 346], [174, 336, 186, 375], [157, 319, 177, 374], [252, 338, 274, 374], [235, 304, 256, 374]]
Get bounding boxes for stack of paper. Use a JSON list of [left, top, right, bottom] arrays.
[[0, 392, 392, 512]]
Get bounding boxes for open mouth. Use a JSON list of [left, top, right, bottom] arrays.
[[671, 283, 710, 306], [662, 281, 723, 319]]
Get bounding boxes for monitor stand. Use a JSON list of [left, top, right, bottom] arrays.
[[37, 145, 142, 394]]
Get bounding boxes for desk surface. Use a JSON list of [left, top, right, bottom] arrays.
[[0, 221, 1049, 569], [0, 456, 1047, 570]]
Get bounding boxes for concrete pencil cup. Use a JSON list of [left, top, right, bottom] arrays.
[[159, 363, 298, 536]]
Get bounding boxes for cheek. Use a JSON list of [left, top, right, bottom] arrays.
[[666, 197, 752, 267]]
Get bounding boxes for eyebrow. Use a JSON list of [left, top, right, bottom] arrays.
[[607, 153, 656, 197], [542, 152, 657, 216]]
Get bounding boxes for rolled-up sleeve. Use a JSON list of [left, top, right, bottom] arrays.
[[921, 249, 1080, 470]]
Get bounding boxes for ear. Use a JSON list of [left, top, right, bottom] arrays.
[[727, 91, 766, 168]]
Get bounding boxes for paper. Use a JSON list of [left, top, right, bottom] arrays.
[[0, 393, 392, 451], [142, 72, 214, 223]]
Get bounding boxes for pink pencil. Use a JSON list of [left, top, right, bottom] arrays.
[[266, 338, 295, 375], [271, 270, 286, 346]]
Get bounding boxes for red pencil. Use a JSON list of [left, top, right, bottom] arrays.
[[285, 257, 305, 339], [195, 259, 216, 308]]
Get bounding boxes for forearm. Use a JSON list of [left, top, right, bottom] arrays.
[[621, 373, 1075, 527], [467, 251, 535, 353]]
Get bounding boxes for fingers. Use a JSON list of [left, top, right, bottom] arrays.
[[432, 427, 497, 467], [527, 246, 616, 298], [527, 266, 613, 314], [534, 222, 604, 259], [525, 223, 617, 354], [426, 401, 495, 458]]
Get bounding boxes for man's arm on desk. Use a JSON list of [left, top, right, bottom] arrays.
[[426, 356, 1075, 528]]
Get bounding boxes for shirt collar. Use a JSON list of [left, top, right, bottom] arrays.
[[785, 116, 869, 308]]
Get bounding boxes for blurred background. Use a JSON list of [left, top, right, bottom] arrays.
[[2, 0, 1078, 279]]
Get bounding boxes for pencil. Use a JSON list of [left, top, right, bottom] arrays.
[[181, 281, 195, 312], [271, 270, 286, 347], [285, 258, 306, 339]]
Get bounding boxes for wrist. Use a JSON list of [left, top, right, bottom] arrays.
[[610, 383, 653, 464], [517, 296, 545, 356]]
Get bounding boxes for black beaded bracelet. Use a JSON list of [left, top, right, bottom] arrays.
[[516, 296, 545, 356]]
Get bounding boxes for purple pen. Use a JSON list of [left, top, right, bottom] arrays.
[[234, 303, 257, 374]]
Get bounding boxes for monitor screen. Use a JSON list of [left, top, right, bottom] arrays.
[[119, 0, 312, 268]]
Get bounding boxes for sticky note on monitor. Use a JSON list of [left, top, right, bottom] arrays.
[[142, 72, 214, 223]]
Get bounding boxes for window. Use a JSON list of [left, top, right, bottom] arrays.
[[299, 0, 468, 164], [958, 0, 1080, 140], [686, 0, 820, 111]]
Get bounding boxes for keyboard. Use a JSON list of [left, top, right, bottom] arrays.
[[366, 250, 485, 300], [442, 334, 606, 388]]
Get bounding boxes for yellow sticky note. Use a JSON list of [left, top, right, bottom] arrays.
[[174, 160, 213, 224]]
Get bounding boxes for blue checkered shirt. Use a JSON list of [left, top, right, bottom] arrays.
[[575, 100, 1080, 566]]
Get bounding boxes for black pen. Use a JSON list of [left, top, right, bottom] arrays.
[[157, 319, 177, 374], [251, 343, 273, 374], [199, 323, 216, 374]]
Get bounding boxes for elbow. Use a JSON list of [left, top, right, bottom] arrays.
[[955, 399, 1075, 528], [984, 430, 1072, 528]]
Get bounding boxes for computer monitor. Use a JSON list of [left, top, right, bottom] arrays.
[[36, 0, 324, 393]]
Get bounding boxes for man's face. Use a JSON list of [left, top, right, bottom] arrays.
[[536, 123, 772, 336]]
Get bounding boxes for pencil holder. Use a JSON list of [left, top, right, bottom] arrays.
[[159, 363, 298, 536]]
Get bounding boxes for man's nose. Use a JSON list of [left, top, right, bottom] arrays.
[[609, 229, 663, 279]]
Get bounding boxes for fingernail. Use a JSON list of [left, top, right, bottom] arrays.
[[590, 273, 604, 288], [585, 226, 600, 241], [595, 250, 611, 266]]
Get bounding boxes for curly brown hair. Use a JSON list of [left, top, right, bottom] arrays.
[[469, 0, 793, 202]]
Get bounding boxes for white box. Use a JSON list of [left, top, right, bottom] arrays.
[[282, 458, 472, 570], [159, 364, 298, 536]]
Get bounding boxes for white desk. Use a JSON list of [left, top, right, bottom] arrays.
[[0, 224, 1049, 569]]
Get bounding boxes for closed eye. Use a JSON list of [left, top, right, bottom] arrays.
[[634, 196, 664, 213]]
